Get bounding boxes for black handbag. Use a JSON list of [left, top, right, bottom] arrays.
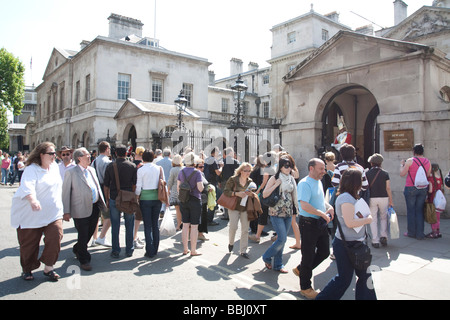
[[335, 215, 372, 271], [260, 185, 280, 207]]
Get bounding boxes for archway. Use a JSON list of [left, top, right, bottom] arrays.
[[127, 125, 137, 151], [319, 84, 379, 167]]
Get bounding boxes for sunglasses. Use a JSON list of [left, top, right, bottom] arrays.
[[45, 152, 57, 156], [242, 169, 251, 173], [282, 164, 292, 169], [197, 166, 204, 168], [61, 153, 71, 157]]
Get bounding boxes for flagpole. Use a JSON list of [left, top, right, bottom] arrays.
[[154, 0, 156, 39]]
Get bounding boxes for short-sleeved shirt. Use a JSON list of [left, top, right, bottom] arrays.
[[103, 158, 137, 200], [177, 167, 203, 200], [366, 167, 390, 198], [297, 176, 326, 219], [335, 192, 365, 241]]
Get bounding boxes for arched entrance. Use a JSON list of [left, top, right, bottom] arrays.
[[319, 84, 379, 167], [126, 125, 137, 151]]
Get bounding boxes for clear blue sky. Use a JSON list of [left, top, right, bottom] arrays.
[[1, 0, 429, 87]]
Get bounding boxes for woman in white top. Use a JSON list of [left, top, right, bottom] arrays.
[[135, 149, 164, 258], [10, 142, 64, 281]]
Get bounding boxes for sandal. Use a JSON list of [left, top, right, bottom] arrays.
[[264, 262, 272, 270], [43, 270, 60, 282], [21, 272, 34, 281], [425, 232, 439, 239], [277, 268, 289, 274]]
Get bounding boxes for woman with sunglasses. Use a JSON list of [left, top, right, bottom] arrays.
[[262, 156, 299, 273], [11, 142, 64, 282], [223, 162, 255, 259]]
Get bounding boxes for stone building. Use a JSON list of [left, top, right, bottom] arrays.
[[277, 2, 450, 212]]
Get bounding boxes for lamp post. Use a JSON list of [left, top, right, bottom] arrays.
[[228, 74, 248, 131], [174, 90, 188, 130]]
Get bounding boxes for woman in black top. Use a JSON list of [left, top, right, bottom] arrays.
[[366, 153, 393, 248]]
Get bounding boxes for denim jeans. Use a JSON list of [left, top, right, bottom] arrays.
[[1, 168, 9, 184], [140, 200, 162, 257], [404, 186, 427, 239], [109, 199, 135, 255], [316, 237, 377, 300], [262, 215, 291, 270]]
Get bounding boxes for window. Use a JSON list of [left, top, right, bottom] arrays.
[[288, 31, 296, 44], [183, 83, 193, 108], [263, 102, 270, 118], [221, 98, 229, 113], [242, 101, 249, 115], [59, 84, 65, 111], [118, 73, 130, 100], [440, 86, 450, 102], [263, 74, 269, 85], [85, 75, 90, 101], [75, 81, 80, 106], [322, 29, 329, 41], [152, 79, 163, 102]]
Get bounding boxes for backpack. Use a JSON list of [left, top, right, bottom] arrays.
[[178, 169, 197, 203], [410, 158, 429, 189]]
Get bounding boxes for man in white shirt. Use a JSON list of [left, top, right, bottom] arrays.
[[58, 146, 76, 181]]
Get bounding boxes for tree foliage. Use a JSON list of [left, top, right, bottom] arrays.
[[0, 48, 25, 149]]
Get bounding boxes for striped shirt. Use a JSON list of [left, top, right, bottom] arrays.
[[331, 161, 368, 191]]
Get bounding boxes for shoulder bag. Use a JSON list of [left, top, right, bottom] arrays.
[[217, 177, 238, 210], [113, 162, 139, 214], [158, 167, 169, 205], [424, 200, 437, 224], [260, 180, 280, 207], [335, 214, 372, 271]]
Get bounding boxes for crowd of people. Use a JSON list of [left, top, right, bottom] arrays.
[[7, 140, 450, 300]]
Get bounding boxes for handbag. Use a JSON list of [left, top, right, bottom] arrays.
[[113, 163, 139, 214], [335, 214, 372, 271], [260, 185, 280, 207], [388, 206, 399, 239], [424, 200, 437, 224], [217, 193, 238, 210], [158, 167, 169, 205]]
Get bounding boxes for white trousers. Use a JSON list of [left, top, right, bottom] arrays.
[[369, 197, 389, 243]]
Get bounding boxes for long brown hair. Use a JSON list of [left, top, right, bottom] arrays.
[[337, 168, 362, 199], [26, 142, 55, 167]]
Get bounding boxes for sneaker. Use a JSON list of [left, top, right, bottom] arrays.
[[300, 288, 319, 300], [90, 238, 98, 247], [95, 237, 112, 247], [133, 240, 144, 249]]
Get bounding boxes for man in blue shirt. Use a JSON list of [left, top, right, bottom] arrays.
[[295, 158, 334, 299]]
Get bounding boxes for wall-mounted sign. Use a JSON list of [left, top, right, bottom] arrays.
[[384, 129, 414, 151]]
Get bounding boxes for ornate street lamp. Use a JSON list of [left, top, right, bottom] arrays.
[[228, 74, 249, 131], [174, 90, 188, 130]]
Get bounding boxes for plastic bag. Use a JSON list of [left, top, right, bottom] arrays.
[[388, 206, 399, 239], [433, 190, 446, 211], [159, 209, 176, 236]]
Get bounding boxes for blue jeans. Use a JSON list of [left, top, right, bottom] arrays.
[[1, 168, 9, 184], [404, 186, 427, 239], [140, 200, 162, 257], [109, 199, 135, 255], [262, 215, 291, 270], [316, 237, 377, 300]]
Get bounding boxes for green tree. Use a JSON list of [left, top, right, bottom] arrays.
[[0, 48, 25, 149]]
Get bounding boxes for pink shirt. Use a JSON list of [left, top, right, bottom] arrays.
[[405, 157, 430, 187], [2, 158, 11, 169]]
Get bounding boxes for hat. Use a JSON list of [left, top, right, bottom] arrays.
[[58, 146, 73, 156], [368, 153, 383, 165], [135, 146, 145, 156], [273, 144, 284, 152]]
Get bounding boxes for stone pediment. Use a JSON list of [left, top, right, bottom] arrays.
[[384, 6, 450, 42], [43, 48, 78, 80], [283, 31, 431, 82], [114, 98, 200, 120]]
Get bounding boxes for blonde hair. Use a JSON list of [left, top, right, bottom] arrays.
[[233, 162, 252, 177]]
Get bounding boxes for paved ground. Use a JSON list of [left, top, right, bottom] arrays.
[[1, 183, 450, 301]]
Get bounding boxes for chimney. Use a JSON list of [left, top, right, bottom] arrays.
[[208, 71, 216, 86], [324, 11, 340, 23], [108, 13, 144, 40], [394, 0, 408, 25], [230, 58, 243, 76], [248, 62, 259, 71], [80, 40, 90, 50]]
